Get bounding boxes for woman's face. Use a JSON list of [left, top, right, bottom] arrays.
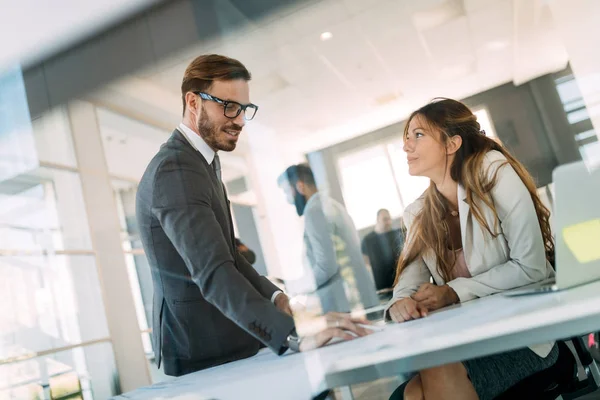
[[403, 114, 449, 180]]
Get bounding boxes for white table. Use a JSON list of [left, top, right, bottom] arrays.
[[113, 280, 600, 400]]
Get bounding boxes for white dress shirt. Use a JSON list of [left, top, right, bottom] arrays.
[[178, 123, 215, 165], [177, 123, 283, 305]]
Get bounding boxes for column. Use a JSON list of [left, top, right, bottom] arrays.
[[66, 100, 150, 392], [243, 123, 306, 281]]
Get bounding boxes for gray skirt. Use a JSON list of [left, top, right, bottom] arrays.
[[463, 344, 559, 400], [388, 344, 560, 400]]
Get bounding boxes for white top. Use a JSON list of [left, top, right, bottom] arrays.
[[178, 122, 215, 165]]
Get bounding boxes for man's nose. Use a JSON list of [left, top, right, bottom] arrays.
[[233, 111, 245, 127]]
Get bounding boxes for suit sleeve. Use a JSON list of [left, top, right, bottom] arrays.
[[151, 155, 294, 353], [234, 250, 280, 298]]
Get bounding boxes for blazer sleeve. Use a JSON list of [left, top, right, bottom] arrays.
[[385, 202, 431, 318], [234, 250, 280, 299], [446, 155, 552, 302], [151, 154, 294, 353]]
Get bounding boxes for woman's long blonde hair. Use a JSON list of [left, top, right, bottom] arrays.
[[394, 98, 554, 285]]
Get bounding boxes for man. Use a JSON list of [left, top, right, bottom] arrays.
[[136, 54, 368, 376], [361, 209, 405, 297], [278, 164, 379, 314]]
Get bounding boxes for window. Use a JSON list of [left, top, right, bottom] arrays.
[[554, 71, 599, 165], [337, 145, 404, 230], [473, 108, 499, 140], [1, 67, 118, 398]]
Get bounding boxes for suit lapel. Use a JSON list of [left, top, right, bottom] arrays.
[[171, 129, 235, 249]]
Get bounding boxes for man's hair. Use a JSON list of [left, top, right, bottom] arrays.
[[278, 164, 316, 188], [181, 54, 251, 115], [377, 208, 390, 218]]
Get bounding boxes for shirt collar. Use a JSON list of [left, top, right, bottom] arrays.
[[178, 122, 215, 165]]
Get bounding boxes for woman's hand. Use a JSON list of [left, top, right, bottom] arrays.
[[388, 297, 428, 323], [411, 283, 459, 311]]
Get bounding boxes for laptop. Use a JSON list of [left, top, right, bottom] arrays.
[[505, 160, 600, 297]]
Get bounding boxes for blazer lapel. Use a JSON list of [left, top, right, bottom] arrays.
[[459, 184, 490, 270], [171, 129, 234, 246], [457, 184, 478, 267]]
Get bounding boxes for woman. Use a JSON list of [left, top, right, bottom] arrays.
[[387, 98, 557, 400]]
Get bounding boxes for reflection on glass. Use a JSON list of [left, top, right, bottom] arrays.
[[31, 108, 78, 168], [0, 341, 117, 400], [0, 167, 92, 252], [0, 255, 109, 360], [113, 181, 153, 337], [278, 164, 378, 325], [0, 66, 37, 183]]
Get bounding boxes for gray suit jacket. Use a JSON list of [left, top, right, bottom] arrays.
[[136, 129, 294, 376], [302, 193, 379, 313]]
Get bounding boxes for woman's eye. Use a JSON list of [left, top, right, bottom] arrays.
[[415, 132, 424, 138]]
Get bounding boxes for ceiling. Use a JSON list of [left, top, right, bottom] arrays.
[[0, 0, 157, 71], [90, 0, 569, 156]]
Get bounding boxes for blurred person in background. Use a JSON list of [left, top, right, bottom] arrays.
[[361, 208, 405, 301], [136, 54, 370, 377], [278, 164, 379, 315], [386, 98, 557, 400]]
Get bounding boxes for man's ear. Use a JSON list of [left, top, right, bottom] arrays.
[[295, 181, 306, 196], [185, 92, 199, 115], [447, 135, 462, 155]]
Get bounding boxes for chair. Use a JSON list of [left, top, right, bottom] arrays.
[[388, 338, 600, 400], [495, 337, 599, 400]]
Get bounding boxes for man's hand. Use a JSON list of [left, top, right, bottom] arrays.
[[274, 293, 293, 316], [388, 297, 428, 323], [411, 283, 459, 312], [298, 312, 373, 352]]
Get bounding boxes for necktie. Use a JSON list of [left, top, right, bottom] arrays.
[[212, 153, 222, 181]]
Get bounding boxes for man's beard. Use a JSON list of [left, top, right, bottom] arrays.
[[293, 190, 308, 216], [196, 105, 240, 152]]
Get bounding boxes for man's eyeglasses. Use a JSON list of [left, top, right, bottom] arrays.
[[196, 92, 258, 121]]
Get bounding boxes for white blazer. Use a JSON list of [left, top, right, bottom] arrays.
[[388, 150, 555, 357]]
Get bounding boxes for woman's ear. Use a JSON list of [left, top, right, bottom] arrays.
[[447, 135, 462, 155]]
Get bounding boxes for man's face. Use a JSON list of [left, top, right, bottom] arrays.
[[194, 79, 250, 152], [279, 179, 308, 216], [377, 210, 393, 231]]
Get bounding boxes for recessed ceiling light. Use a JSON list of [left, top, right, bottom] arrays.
[[320, 31, 333, 41], [486, 40, 510, 51]]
